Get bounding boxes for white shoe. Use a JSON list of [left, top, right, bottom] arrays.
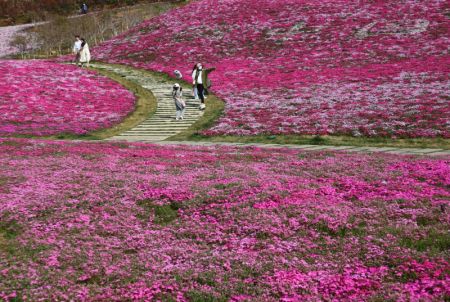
[[200, 104, 206, 110]]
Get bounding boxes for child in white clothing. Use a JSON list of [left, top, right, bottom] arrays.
[[172, 83, 186, 120]]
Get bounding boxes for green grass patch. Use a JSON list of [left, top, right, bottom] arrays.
[[195, 272, 217, 287], [186, 291, 228, 302], [182, 134, 449, 149], [0, 218, 22, 240], [136, 199, 181, 225], [400, 230, 450, 253]]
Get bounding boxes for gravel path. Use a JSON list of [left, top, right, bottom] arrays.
[[0, 23, 42, 57]]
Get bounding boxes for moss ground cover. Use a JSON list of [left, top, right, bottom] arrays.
[[0, 138, 448, 300]]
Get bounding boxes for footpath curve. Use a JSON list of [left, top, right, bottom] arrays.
[[92, 63, 204, 142], [92, 63, 449, 157]]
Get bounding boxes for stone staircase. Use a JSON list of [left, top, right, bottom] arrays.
[[92, 63, 203, 142]]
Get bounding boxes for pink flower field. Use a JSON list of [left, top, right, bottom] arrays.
[[94, 0, 450, 138], [0, 60, 136, 136], [0, 138, 448, 301]]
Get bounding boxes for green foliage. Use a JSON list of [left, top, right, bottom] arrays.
[[186, 291, 228, 302], [400, 231, 450, 253], [0, 0, 177, 23], [137, 199, 181, 225], [0, 218, 22, 240]]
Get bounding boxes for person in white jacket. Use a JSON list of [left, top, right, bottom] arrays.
[[172, 83, 186, 120], [79, 38, 91, 67], [191, 64, 200, 100], [73, 35, 82, 64]]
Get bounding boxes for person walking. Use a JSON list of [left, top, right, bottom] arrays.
[[191, 64, 200, 100], [81, 3, 88, 14], [172, 83, 186, 120], [192, 63, 215, 110], [79, 38, 91, 67], [73, 35, 82, 64]]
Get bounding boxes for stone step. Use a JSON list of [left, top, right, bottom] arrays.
[[134, 126, 189, 132], [155, 107, 201, 110], [111, 137, 170, 141], [155, 108, 200, 111], [135, 123, 193, 127], [155, 108, 201, 111], [144, 119, 198, 122], [111, 132, 171, 136], [117, 134, 171, 139], [151, 112, 200, 116], [140, 123, 193, 127], [146, 116, 199, 120], [141, 115, 197, 125], [124, 131, 180, 135], [149, 113, 200, 116]]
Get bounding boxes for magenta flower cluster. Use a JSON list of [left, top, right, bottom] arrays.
[[0, 138, 448, 300], [94, 0, 450, 138], [0, 60, 135, 136]]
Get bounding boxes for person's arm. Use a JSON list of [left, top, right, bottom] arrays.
[[205, 67, 216, 75], [191, 70, 197, 84]]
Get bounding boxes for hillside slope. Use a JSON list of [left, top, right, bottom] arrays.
[[94, 0, 450, 138]]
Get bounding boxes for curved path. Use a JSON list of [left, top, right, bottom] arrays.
[[90, 63, 449, 157], [92, 63, 204, 142]]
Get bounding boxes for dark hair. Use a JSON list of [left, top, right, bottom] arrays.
[[75, 35, 80, 38], [192, 64, 198, 72]]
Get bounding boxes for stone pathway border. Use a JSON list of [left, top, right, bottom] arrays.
[[92, 63, 204, 142], [150, 141, 449, 156]]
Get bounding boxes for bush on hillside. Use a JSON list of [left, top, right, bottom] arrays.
[[0, 0, 179, 24], [8, 2, 176, 58]]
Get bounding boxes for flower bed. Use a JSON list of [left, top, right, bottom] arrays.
[[0, 60, 135, 136], [0, 138, 448, 300], [94, 0, 450, 138]]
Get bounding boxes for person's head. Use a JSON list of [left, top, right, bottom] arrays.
[[173, 83, 180, 90], [75, 35, 80, 41], [197, 63, 203, 70]]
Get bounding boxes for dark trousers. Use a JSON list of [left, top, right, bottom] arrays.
[[197, 84, 205, 103]]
